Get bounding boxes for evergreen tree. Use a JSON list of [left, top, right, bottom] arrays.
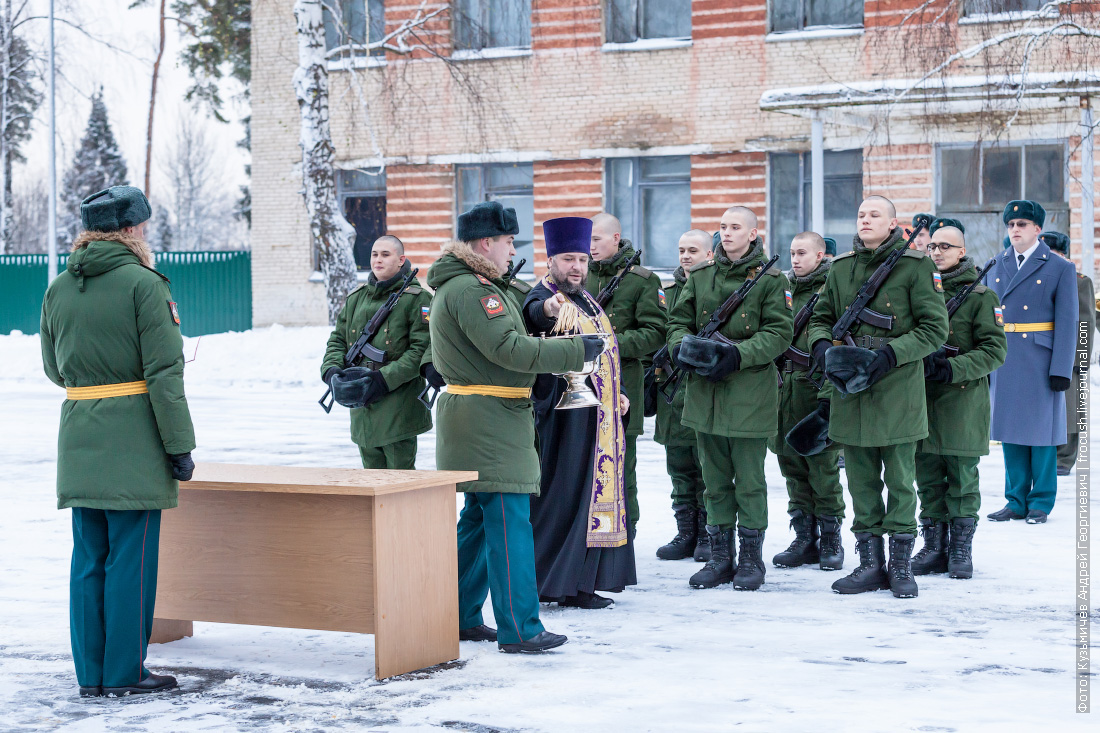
[[60, 90, 129, 243]]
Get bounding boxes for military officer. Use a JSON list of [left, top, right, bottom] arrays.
[[427, 201, 604, 653], [587, 213, 668, 537], [807, 196, 948, 599], [321, 235, 432, 469], [41, 186, 196, 697], [912, 226, 1006, 579], [667, 206, 793, 591], [654, 229, 713, 563], [1040, 232, 1095, 475], [986, 201, 1077, 524], [771, 232, 846, 572]]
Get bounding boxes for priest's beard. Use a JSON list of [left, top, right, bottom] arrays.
[[548, 261, 587, 295]]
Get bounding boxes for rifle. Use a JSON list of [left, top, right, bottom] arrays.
[[319, 267, 420, 413], [805, 216, 931, 386], [595, 250, 642, 307], [780, 292, 822, 370], [941, 257, 995, 357], [503, 258, 526, 288], [660, 254, 780, 404]]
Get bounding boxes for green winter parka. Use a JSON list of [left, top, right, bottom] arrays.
[[807, 229, 950, 447], [654, 269, 695, 447], [667, 239, 794, 438], [918, 258, 1007, 456], [427, 246, 585, 494], [40, 236, 196, 511], [585, 240, 667, 437], [321, 260, 433, 448]]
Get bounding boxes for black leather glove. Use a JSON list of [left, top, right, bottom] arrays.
[[581, 335, 606, 362], [1050, 375, 1071, 392], [924, 353, 952, 383], [169, 452, 195, 482], [812, 339, 831, 368], [422, 363, 446, 390], [703, 343, 741, 383], [331, 366, 374, 408]]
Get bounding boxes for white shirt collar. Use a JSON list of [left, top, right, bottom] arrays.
[[1013, 240, 1040, 269]]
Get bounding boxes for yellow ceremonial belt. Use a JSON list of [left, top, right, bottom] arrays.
[[446, 384, 532, 398], [1002, 322, 1054, 333], [66, 380, 149, 400]]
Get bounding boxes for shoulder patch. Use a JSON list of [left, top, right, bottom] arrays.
[[833, 251, 857, 261], [658, 288, 667, 309], [993, 305, 1004, 327], [784, 290, 793, 309], [480, 294, 506, 319], [902, 249, 927, 260], [932, 271, 944, 292], [167, 300, 180, 326], [629, 265, 653, 279], [421, 304, 431, 324]]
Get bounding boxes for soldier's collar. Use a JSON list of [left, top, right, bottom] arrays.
[[787, 258, 830, 284], [715, 238, 763, 268], [940, 256, 975, 283], [367, 259, 412, 292]]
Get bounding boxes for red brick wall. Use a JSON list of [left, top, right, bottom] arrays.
[[690, 152, 768, 237], [532, 0, 601, 51], [693, 0, 766, 39], [383, 2, 453, 60], [384, 164, 455, 269], [532, 159, 604, 276], [862, 143, 934, 223]]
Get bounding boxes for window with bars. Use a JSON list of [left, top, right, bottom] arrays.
[[605, 156, 691, 270], [605, 0, 691, 44], [769, 0, 863, 33], [962, 0, 1045, 16], [454, 0, 531, 51], [456, 163, 535, 274], [335, 169, 387, 271], [323, 0, 385, 57]]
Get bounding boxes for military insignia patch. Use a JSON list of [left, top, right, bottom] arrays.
[[658, 289, 667, 309], [167, 300, 180, 325], [994, 306, 1004, 327], [785, 290, 793, 309], [932, 272, 943, 292], [475, 274, 492, 285], [480, 295, 505, 318], [421, 305, 430, 324]]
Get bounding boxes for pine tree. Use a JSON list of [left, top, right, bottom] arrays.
[[59, 89, 129, 244]]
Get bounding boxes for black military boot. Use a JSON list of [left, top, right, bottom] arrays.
[[911, 518, 949, 575], [733, 527, 766, 590], [656, 505, 697, 561], [772, 509, 819, 568], [817, 515, 844, 570], [831, 532, 889, 594], [948, 517, 977, 579], [887, 533, 919, 598], [693, 508, 711, 562], [689, 525, 734, 588]]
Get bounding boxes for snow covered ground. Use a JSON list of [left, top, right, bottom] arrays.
[[1, 326, 1095, 732]]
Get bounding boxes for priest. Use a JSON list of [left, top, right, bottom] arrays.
[[523, 216, 637, 609]]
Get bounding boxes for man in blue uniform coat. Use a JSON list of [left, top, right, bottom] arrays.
[[985, 200, 1077, 524]]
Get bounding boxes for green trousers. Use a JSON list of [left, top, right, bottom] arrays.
[[842, 442, 919, 536], [358, 437, 417, 469], [777, 450, 845, 518], [1003, 443, 1057, 515], [70, 508, 161, 688], [456, 492, 544, 645], [625, 434, 639, 530], [666, 443, 705, 509], [915, 452, 981, 521], [697, 434, 768, 530], [1056, 433, 1079, 473]]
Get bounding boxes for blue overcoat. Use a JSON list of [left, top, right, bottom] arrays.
[[987, 241, 1077, 446]]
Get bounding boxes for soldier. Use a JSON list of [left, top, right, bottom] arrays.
[[910, 213, 933, 254], [654, 229, 713, 563], [40, 187, 196, 697], [771, 232, 845, 572], [985, 201, 1077, 524], [667, 206, 793, 591], [912, 226, 1006, 579], [587, 213, 667, 537], [321, 235, 432, 469], [1040, 232, 1095, 476], [427, 201, 604, 653], [807, 196, 948, 598]]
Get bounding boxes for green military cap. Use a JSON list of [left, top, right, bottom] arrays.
[[823, 237, 837, 256], [1039, 231, 1069, 256], [80, 186, 152, 232], [912, 213, 933, 228], [1002, 200, 1045, 228], [930, 217, 965, 236]]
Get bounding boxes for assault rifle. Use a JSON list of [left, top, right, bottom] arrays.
[[595, 250, 642, 307], [319, 267, 420, 413], [941, 257, 995, 357], [659, 254, 780, 404], [776, 291, 822, 388], [503, 258, 526, 288]]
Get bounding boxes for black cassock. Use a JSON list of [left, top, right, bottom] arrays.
[[523, 282, 637, 600]]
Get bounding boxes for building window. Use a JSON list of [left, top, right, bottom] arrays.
[[962, 0, 1045, 16], [324, 0, 385, 57], [605, 156, 691, 270], [336, 169, 386, 271], [936, 142, 1066, 262], [769, 0, 863, 33], [456, 163, 535, 274], [454, 0, 531, 51], [768, 150, 863, 268], [606, 0, 691, 44]]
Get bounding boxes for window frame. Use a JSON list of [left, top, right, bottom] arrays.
[[767, 0, 864, 35], [323, 0, 386, 62], [452, 0, 532, 53], [959, 0, 1054, 23], [331, 167, 387, 274], [603, 155, 692, 270], [934, 140, 1068, 214], [604, 0, 692, 46], [455, 162, 536, 274]]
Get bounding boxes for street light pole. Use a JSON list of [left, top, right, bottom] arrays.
[[46, 0, 57, 281]]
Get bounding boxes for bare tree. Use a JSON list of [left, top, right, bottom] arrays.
[[9, 174, 48, 254], [0, 0, 43, 254], [160, 113, 240, 251]]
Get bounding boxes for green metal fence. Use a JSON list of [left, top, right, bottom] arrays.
[[0, 250, 252, 337]]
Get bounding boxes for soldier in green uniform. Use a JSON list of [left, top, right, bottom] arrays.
[[654, 229, 713, 563], [587, 213, 668, 536], [321, 235, 432, 469], [427, 201, 604, 653], [771, 232, 845, 572], [40, 187, 196, 697], [1042, 232, 1096, 475], [807, 196, 948, 599], [667, 206, 794, 591], [912, 226, 1006, 579]]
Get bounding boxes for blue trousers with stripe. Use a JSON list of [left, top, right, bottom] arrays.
[[456, 492, 544, 645], [70, 508, 161, 688], [1003, 443, 1058, 515]]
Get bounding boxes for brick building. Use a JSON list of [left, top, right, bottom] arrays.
[[252, 0, 1099, 326]]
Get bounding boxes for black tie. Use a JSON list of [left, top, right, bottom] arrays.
[[1018, 253, 1024, 268]]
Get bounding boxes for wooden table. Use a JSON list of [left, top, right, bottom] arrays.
[[149, 463, 477, 679]]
